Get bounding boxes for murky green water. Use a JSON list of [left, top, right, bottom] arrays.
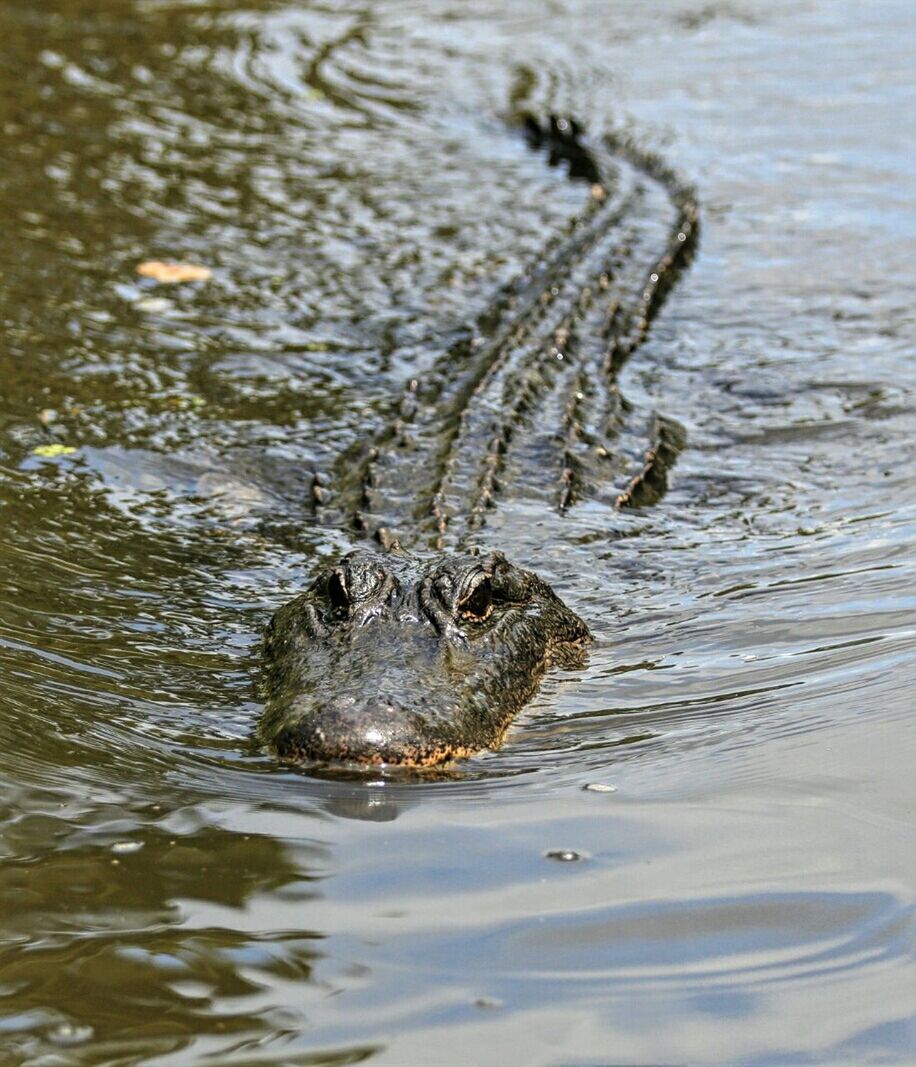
[[1, 1, 914, 1063]]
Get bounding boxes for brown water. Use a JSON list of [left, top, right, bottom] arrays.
[[1, 1, 914, 1064]]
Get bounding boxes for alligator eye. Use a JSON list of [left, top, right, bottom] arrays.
[[458, 577, 493, 621], [327, 571, 349, 613]]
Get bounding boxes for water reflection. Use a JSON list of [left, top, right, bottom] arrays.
[[0, 785, 329, 1062]]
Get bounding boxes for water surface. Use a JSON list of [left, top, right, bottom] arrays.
[[0, 0, 914, 1063]]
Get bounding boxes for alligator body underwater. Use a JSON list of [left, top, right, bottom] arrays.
[[261, 115, 698, 767]]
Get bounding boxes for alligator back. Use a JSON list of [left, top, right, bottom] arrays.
[[311, 115, 698, 553]]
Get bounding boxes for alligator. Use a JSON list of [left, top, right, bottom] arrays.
[[261, 114, 698, 767]]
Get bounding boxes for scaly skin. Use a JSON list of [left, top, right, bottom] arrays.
[[261, 114, 698, 767]]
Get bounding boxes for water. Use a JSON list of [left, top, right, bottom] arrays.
[[0, 0, 914, 1063]]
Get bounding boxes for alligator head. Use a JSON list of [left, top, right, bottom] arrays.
[[260, 549, 590, 767]]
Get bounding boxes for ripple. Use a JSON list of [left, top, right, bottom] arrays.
[[0, 0, 914, 1063]]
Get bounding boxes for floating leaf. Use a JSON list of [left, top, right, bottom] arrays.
[[32, 444, 77, 458], [137, 260, 212, 284]]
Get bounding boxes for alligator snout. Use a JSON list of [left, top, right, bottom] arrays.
[[271, 693, 469, 766], [260, 549, 590, 767], [267, 617, 475, 765]]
